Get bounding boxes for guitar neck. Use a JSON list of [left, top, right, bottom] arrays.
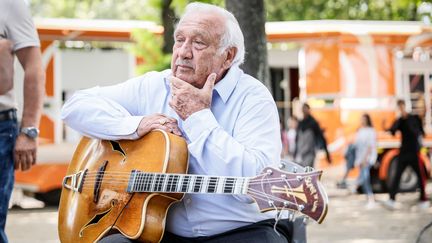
[[126, 170, 250, 195]]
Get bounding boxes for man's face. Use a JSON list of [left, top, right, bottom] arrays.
[[171, 13, 228, 88]]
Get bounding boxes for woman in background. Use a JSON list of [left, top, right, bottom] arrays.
[[354, 113, 377, 208]]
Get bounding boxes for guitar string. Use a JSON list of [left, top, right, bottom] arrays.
[[77, 184, 302, 210], [80, 173, 308, 184], [83, 171, 316, 178], [78, 178, 309, 207], [80, 172, 315, 188], [78, 178, 305, 190]]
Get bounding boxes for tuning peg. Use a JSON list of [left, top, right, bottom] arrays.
[[292, 167, 298, 173], [296, 175, 303, 181], [305, 166, 314, 172], [266, 169, 273, 175], [298, 204, 304, 212], [268, 200, 274, 207], [279, 162, 286, 170]]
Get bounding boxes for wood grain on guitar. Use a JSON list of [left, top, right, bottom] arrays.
[[58, 130, 328, 243]]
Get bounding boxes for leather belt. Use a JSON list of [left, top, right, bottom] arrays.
[[0, 109, 17, 122]]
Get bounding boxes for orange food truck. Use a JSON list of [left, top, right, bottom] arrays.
[[13, 19, 432, 205], [266, 20, 432, 192]]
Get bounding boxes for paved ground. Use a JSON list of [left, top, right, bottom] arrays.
[[5, 165, 432, 243]]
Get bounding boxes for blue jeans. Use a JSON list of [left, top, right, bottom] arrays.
[[0, 119, 18, 243], [358, 164, 373, 196]]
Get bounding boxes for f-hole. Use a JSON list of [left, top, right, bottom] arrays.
[[110, 141, 126, 157]]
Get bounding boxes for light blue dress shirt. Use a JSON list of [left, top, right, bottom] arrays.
[[61, 65, 282, 237]]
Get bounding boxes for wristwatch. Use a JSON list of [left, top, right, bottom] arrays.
[[20, 126, 40, 139]]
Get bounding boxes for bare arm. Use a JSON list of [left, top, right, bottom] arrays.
[[0, 39, 14, 94], [14, 46, 45, 171]]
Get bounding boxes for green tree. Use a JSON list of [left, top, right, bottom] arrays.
[[265, 0, 430, 21]]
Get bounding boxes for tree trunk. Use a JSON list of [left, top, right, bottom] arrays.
[[225, 0, 271, 92], [161, 0, 176, 54]]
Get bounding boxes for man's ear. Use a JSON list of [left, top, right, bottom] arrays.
[[223, 47, 237, 69]]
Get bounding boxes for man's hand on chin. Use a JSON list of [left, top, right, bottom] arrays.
[[169, 73, 217, 120]]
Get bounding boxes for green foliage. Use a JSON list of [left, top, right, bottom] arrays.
[[265, 0, 431, 21], [29, 0, 160, 21], [130, 30, 172, 75]]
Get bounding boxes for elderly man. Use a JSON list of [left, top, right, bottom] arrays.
[[0, 0, 45, 242], [62, 3, 292, 242]]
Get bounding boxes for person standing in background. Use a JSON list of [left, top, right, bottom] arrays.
[[353, 113, 377, 208], [280, 118, 289, 158], [0, 39, 14, 94], [294, 103, 331, 167], [383, 99, 429, 210], [0, 0, 45, 241], [286, 116, 298, 160]]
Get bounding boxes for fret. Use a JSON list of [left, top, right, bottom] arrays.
[[137, 173, 144, 192], [201, 176, 209, 193], [156, 174, 163, 192], [216, 177, 224, 193], [224, 178, 235, 193], [234, 178, 244, 194], [166, 175, 174, 192], [187, 176, 195, 193], [241, 178, 249, 194], [143, 173, 150, 192], [193, 176, 203, 193], [149, 174, 156, 192], [170, 175, 178, 192], [162, 174, 169, 192], [176, 175, 183, 192], [127, 170, 137, 193], [173, 175, 180, 192], [208, 177, 217, 193], [181, 176, 190, 193]]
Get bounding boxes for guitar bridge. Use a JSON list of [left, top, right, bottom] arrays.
[[63, 169, 88, 193]]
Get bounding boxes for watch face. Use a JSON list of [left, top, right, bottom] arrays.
[[22, 127, 39, 139], [27, 128, 38, 138]]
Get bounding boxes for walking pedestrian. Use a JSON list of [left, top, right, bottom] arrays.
[[353, 114, 377, 208], [294, 103, 331, 168], [383, 99, 429, 210]]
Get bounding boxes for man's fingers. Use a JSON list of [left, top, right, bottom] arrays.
[[169, 76, 190, 89], [203, 73, 217, 92]]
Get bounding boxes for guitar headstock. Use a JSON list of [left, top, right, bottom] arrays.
[[248, 166, 328, 223]]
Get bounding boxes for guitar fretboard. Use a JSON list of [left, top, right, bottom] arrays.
[[126, 170, 249, 195]]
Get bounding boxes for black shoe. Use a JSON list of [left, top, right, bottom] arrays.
[[336, 181, 347, 189]]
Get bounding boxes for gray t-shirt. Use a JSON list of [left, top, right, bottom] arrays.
[[0, 0, 40, 110]]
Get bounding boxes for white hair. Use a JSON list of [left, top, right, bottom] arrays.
[[177, 2, 245, 66]]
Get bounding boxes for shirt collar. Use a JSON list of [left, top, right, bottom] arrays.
[[164, 65, 242, 103], [213, 65, 242, 103]]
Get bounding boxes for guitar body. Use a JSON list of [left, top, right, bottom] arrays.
[[58, 130, 188, 243]]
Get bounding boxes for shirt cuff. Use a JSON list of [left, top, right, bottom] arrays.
[[107, 116, 144, 140], [182, 109, 218, 141]]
